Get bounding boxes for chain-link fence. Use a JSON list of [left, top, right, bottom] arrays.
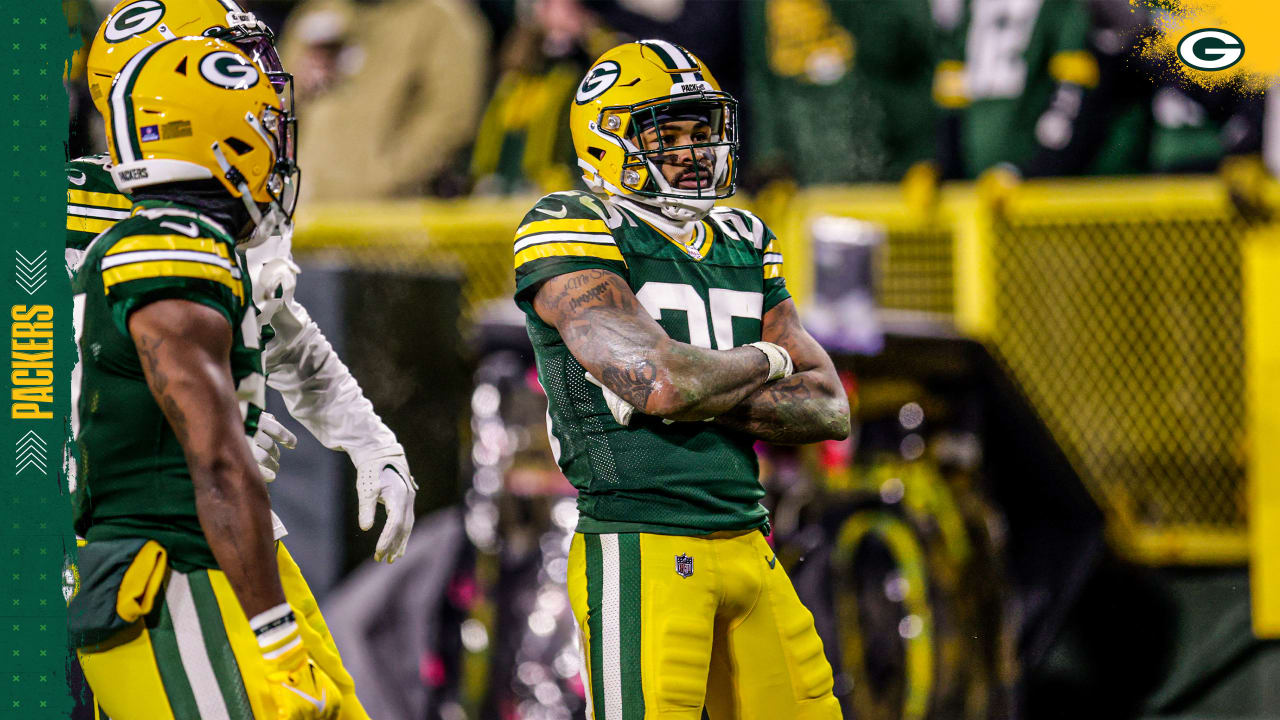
[[292, 178, 1260, 564]]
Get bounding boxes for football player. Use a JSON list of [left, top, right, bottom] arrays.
[[71, 36, 341, 719], [67, 3, 408, 719], [69, 4, 415, 566], [514, 40, 850, 719]]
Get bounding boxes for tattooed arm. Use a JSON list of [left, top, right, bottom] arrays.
[[533, 269, 774, 421], [713, 299, 851, 444], [129, 300, 285, 617]]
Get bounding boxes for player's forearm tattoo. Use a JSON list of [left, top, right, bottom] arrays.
[[136, 332, 192, 446], [537, 269, 773, 417], [716, 372, 848, 444], [712, 300, 851, 443], [600, 362, 658, 409]]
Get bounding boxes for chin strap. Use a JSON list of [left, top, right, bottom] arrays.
[[612, 194, 709, 238], [211, 138, 288, 248]]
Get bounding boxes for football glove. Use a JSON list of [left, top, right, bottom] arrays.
[[249, 412, 298, 483], [584, 371, 636, 426], [355, 451, 417, 563], [749, 341, 794, 382], [252, 604, 341, 720]]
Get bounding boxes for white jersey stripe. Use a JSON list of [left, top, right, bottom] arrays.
[[101, 249, 239, 273], [166, 572, 233, 720], [514, 232, 617, 254], [67, 204, 132, 220], [600, 533, 623, 720]]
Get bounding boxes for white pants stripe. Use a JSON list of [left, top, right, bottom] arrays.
[[600, 533, 623, 720], [165, 572, 233, 720]]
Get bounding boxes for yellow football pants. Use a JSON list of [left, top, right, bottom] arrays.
[[567, 530, 841, 720], [79, 543, 369, 720]]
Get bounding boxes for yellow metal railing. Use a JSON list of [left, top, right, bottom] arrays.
[[291, 175, 1278, 630]]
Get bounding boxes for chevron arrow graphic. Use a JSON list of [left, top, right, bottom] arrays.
[[15, 249, 48, 295], [15, 430, 48, 475]]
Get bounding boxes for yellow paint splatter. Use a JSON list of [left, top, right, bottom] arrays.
[[1139, 0, 1280, 91]]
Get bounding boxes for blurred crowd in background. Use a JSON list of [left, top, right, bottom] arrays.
[[64, 0, 1273, 203]]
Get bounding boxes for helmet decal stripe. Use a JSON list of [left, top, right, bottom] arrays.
[[667, 42, 706, 81], [110, 39, 170, 163], [212, 0, 246, 12], [640, 39, 698, 84]]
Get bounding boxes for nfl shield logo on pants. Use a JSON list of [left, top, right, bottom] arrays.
[[675, 553, 694, 578]]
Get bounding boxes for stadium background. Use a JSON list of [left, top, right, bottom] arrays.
[[60, 0, 1280, 718]]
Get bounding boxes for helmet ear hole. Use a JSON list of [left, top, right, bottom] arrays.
[[224, 136, 254, 155], [588, 147, 606, 161]]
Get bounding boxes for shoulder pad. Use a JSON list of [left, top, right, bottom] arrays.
[[525, 191, 611, 222], [98, 219, 244, 302], [709, 207, 769, 250], [66, 154, 121, 195]]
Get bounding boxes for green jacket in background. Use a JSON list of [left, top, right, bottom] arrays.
[[742, 0, 938, 184]]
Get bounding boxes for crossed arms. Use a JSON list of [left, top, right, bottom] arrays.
[[532, 268, 851, 444]]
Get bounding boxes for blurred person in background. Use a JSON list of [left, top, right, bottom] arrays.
[[741, 0, 938, 186], [933, 0, 1153, 180], [279, 0, 490, 201], [470, 0, 744, 196], [514, 40, 851, 719], [470, 0, 621, 195]]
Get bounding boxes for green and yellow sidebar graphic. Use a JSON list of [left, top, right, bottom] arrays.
[[1, 1, 81, 717]]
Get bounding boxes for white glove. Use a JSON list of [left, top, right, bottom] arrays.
[[355, 452, 417, 563], [249, 412, 297, 482], [584, 371, 635, 426], [749, 341, 794, 382]]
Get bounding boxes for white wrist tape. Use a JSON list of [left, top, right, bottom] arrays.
[[249, 602, 298, 651], [749, 341, 794, 382]]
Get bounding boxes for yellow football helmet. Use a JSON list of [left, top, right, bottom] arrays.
[[87, 0, 290, 118], [570, 40, 738, 221], [106, 36, 298, 244]]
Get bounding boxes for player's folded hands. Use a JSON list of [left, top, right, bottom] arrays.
[[585, 371, 636, 426]]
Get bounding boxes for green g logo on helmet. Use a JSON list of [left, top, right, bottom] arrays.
[[576, 61, 621, 104], [103, 0, 166, 43], [199, 50, 260, 89], [1177, 28, 1244, 71]]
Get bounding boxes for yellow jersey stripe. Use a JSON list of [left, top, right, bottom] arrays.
[[67, 215, 116, 234], [106, 235, 230, 259], [764, 264, 784, 280], [103, 260, 243, 301], [514, 241, 626, 269], [516, 217, 611, 239], [67, 189, 133, 210]]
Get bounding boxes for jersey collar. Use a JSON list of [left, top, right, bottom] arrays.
[[131, 200, 231, 240]]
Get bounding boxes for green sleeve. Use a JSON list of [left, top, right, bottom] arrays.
[[513, 192, 629, 312]]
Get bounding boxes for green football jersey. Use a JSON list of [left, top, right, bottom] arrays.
[[513, 191, 790, 535], [66, 153, 132, 251], [72, 200, 266, 572]]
